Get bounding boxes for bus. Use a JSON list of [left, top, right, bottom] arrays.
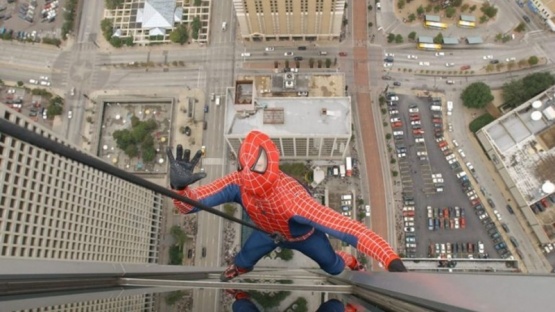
[[417, 43, 442, 51], [424, 21, 448, 29], [458, 20, 476, 28]]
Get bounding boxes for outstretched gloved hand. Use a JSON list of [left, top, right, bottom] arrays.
[[166, 145, 206, 190], [387, 258, 408, 272]]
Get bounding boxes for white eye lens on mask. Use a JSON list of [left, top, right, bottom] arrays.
[[251, 148, 267, 174]]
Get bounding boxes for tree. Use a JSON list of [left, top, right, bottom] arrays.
[[445, 7, 456, 18], [17, 81, 24, 87], [170, 225, 187, 248], [417, 5, 425, 15], [101, 18, 113, 41], [502, 72, 555, 109], [528, 56, 539, 66], [387, 33, 395, 43], [469, 113, 495, 133], [398, 0, 405, 9], [110, 36, 123, 48], [408, 31, 417, 41], [453, 0, 463, 6], [408, 13, 416, 22], [105, 0, 124, 10], [47, 103, 63, 119], [368, 4, 373, 10], [481, 3, 498, 18], [169, 24, 189, 44], [165, 291, 185, 306], [515, 22, 526, 32], [325, 58, 332, 68], [191, 17, 201, 39], [433, 32, 443, 44], [469, 5, 477, 12], [309, 58, 315, 68], [395, 34, 404, 43], [425, 4, 433, 12], [125, 144, 139, 158], [461, 4, 469, 12], [460, 82, 494, 109], [368, 22, 373, 27]]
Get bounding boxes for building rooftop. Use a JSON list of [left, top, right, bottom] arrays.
[[418, 36, 434, 43], [226, 73, 350, 138], [425, 15, 441, 22], [460, 14, 476, 22], [466, 36, 483, 44], [227, 96, 351, 137], [137, 0, 177, 29], [443, 37, 459, 45], [481, 87, 555, 203]]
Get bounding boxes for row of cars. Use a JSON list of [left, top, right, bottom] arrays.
[[29, 76, 51, 86], [429, 241, 487, 259], [426, 206, 467, 231]]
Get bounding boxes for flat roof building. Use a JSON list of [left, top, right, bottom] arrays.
[[443, 37, 459, 45], [0, 106, 163, 263], [232, 0, 346, 41], [466, 36, 483, 44], [418, 36, 434, 44], [477, 86, 555, 244], [223, 73, 352, 159]]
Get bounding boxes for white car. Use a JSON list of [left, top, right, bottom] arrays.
[[40, 76, 49, 81], [388, 96, 399, 101], [435, 52, 445, 56], [411, 120, 421, 125], [506, 57, 516, 62], [452, 139, 459, 147], [40, 81, 51, 86], [389, 110, 399, 115], [390, 117, 400, 122], [403, 206, 415, 212], [404, 227, 415, 233], [385, 53, 394, 57], [29, 79, 38, 84], [241, 52, 251, 57], [407, 55, 418, 59], [478, 241, 485, 254], [445, 62, 455, 67], [284, 51, 294, 56], [419, 61, 430, 66], [393, 130, 404, 136], [68, 110, 72, 119], [383, 62, 393, 67], [404, 217, 415, 222], [405, 221, 415, 227], [415, 138, 425, 143], [483, 55, 493, 60], [7, 88, 16, 94], [265, 47, 275, 51], [409, 107, 419, 113], [458, 148, 466, 158], [406, 237, 416, 243]]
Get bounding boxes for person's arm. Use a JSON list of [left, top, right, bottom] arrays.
[[290, 188, 401, 270], [173, 173, 243, 214]]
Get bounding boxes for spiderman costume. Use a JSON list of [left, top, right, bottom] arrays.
[[168, 130, 406, 280]]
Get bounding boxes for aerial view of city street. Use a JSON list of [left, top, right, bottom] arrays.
[[2, 0, 555, 310]]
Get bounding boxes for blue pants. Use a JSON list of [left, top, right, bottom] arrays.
[[234, 230, 345, 275]]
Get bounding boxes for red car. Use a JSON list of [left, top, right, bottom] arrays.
[[413, 129, 424, 135], [471, 199, 481, 206], [392, 121, 403, 128], [339, 52, 348, 57], [410, 116, 420, 121], [460, 217, 466, 229], [460, 65, 471, 70], [438, 141, 448, 148]]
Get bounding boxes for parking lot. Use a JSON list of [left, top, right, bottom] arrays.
[[1, 84, 51, 122], [387, 93, 510, 260], [0, 0, 64, 41]]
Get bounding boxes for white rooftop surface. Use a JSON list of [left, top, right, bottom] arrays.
[[482, 88, 555, 203], [227, 97, 351, 137], [137, 0, 176, 29]]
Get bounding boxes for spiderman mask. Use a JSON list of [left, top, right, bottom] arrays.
[[237, 131, 280, 197]]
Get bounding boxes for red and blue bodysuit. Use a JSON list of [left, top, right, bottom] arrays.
[[173, 130, 400, 274]]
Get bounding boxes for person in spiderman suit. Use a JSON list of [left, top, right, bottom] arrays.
[[167, 130, 406, 281]]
